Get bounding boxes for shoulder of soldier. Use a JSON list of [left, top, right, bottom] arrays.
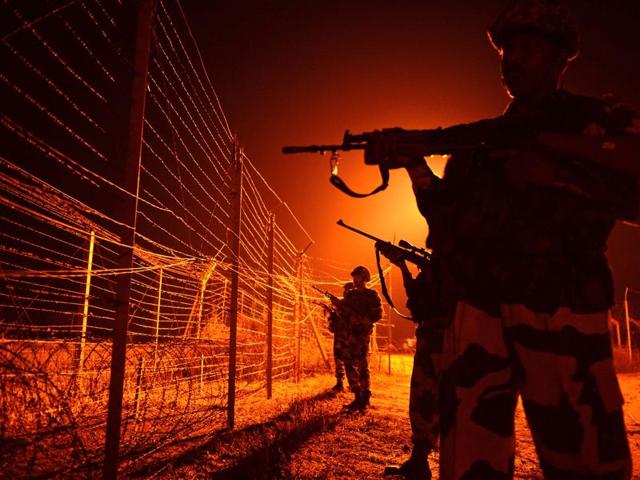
[[363, 286, 379, 296], [348, 287, 379, 299], [549, 90, 639, 135], [363, 288, 381, 304]]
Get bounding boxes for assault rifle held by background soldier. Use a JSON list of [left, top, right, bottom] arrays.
[[313, 285, 357, 316]]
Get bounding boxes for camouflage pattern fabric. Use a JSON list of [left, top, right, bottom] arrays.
[[344, 356, 370, 393], [403, 267, 443, 452], [409, 324, 441, 452], [416, 90, 640, 317], [334, 349, 345, 380], [488, 0, 579, 59], [335, 287, 382, 392], [328, 310, 346, 380], [334, 287, 382, 362], [412, 90, 638, 479], [438, 302, 631, 480]]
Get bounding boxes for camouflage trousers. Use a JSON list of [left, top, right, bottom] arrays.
[[334, 340, 345, 380], [344, 356, 370, 393], [439, 302, 631, 480], [410, 324, 443, 452]]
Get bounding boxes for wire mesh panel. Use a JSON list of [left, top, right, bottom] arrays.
[[0, 0, 331, 476]]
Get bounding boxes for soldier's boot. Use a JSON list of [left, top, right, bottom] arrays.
[[359, 389, 371, 410], [332, 377, 344, 392], [383, 448, 431, 480], [343, 390, 362, 410]]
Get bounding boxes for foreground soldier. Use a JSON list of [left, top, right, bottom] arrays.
[[366, 1, 639, 478], [328, 282, 354, 391], [333, 266, 382, 410]]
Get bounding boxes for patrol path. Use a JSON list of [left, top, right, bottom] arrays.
[[151, 355, 640, 479]]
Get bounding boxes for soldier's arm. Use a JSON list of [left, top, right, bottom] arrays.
[[367, 291, 383, 322], [406, 162, 443, 222], [498, 103, 640, 224], [327, 311, 338, 333], [405, 272, 432, 322]]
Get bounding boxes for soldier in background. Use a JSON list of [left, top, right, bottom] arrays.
[[366, 0, 638, 477], [333, 265, 382, 410], [327, 281, 354, 391]]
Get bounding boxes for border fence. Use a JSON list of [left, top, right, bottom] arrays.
[[0, 1, 398, 477]]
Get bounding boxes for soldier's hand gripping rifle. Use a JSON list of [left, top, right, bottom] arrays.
[[336, 219, 430, 320], [313, 300, 334, 314], [312, 285, 358, 318], [336, 219, 430, 269]]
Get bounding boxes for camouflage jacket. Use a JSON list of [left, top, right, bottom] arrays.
[[416, 90, 640, 315], [333, 287, 382, 360]]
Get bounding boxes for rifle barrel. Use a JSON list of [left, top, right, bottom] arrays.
[[336, 219, 385, 244], [282, 144, 365, 154]]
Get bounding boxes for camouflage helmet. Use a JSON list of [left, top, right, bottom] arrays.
[[350, 265, 371, 282], [488, 0, 579, 60]]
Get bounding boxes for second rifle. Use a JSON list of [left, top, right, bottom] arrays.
[[336, 219, 430, 268]]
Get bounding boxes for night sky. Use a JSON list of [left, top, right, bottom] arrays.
[[180, 0, 640, 323]]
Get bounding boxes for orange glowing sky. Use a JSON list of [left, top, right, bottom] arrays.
[[181, 0, 640, 331]]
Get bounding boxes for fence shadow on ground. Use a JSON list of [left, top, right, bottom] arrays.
[[129, 389, 348, 479]]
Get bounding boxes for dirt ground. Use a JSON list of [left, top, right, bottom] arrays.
[[159, 354, 640, 480]]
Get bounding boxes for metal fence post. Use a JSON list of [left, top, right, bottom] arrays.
[[624, 287, 633, 363], [295, 256, 303, 383], [266, 213, 274, 398], [227, 139, 242, 429], [196, 260, 216, 339], [134, 356, 145, 421], [200, 353, 205, 396], [387, 269, 393, 375], [78, 230, 95, 374], [154, 267, 163, 369], [103, 1, 155, 477]]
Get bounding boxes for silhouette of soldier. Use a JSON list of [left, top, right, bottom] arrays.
[[366, 0, 638, 478], [332, 265, 382, 411], [327, 281, 354, 392], [379, 245, 454, 480]]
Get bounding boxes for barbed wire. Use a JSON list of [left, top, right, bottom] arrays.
[[0, 1, 395, 477]]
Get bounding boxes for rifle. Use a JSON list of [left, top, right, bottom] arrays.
[[282, 119, 531, 197], [312, 285, 358, 317], [313, 300, 334, 311], [336, 219, 430, 269], [336, 220, 430, 320], [283, 119, 640, 198]]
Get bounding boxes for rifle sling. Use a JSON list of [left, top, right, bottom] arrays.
[[329, 164, 389, 198], [375, 247, 412, 321]]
